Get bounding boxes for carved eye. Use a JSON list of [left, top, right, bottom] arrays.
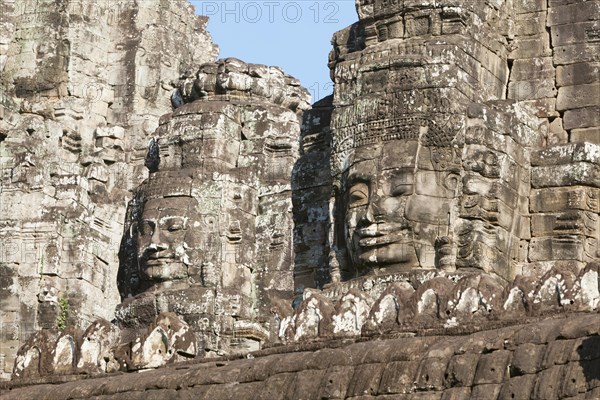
[[389, 172, 414, 196], [166, 220, 185, 232], [462, 195, 479, 208], [348, 183, 369, 208], [139, 221, 155, 236], [390, 184, 412, 197], [484, 153, 498, 165]]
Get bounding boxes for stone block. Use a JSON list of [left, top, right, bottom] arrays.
[[511, 343, 545, 375], [262, 352, 314, 376], [347, 363, 385, 397], [498, 374, 537, 400], [543, 339, 577, 369], [532, 211, 598, 237], [318, 346, 356, 368], [237, 357, 276, 383], [532, 142, 600, 167], [205, 383, 265, 400], [359, 341, 401, 365], [554, 43, 600, 65], [509, 79, 557, 101], [571, 127, 600, 144], [444, 353, 480, 387], [440, 387, 472, 400], [532, 164, 600, 188], [564, 106, 600, 129], [515, 0, 547, 13], [258, 373, 296, 400], [378, 361, 420, 395], [552, 21, 600, 47], [289, 369, 326, 400], [533, 365, 564, 399], [473, 350, 511, 385], [183, 363, 242, 387], [528, 236, 588, 262], [509, 34, 552, 59], [318, 365, 355, 399], [510, 57, 555, 81], [560, 361, 589, 398], [471, 384, 502, 400], [515, 12, 547, 35], [414, 357, 449, 391], [386, 337, 438, 362], [557, 84, 600, 111], [531, 187, 600, 213], [557, 62, 600, 87], [547, 1, 600, 26]]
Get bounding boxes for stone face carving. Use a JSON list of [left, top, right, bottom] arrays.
[[0, 0, 217, 379], [4, 0, 600, 386], [325, 1, 524, 283], [287, 0, 600, 340], [116, 58, 310, 357], [293, 95, 334, 290], [136, 195, 199, 288], [121, 171, 206, 292]]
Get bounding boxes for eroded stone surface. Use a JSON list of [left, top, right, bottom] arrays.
[[2, 314, 599, 399], [299, 0, 600, 292], [116, 58, 310, 356], [0, 0, 217, 379], [2, 0, 600, 395], [277, 264, 600, 342], [11, 312, 199, 379], [287, 0, 600, 341]]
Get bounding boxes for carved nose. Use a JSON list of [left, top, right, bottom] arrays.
[[148, 243, 168, 252], [149, 229, 168, 251], [364, 193, 384, 224]]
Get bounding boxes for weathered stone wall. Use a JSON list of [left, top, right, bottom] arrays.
[[293, 95, 334, 290], [115, 58, 311, 356], [293, 0, 600, 291], [279, 264, 599, 342], [2, 0, 600, 393], [0, 0, 217, 380], [509, 0, 600, 277], [2, 314, 599, 399], [509, 0, 600, 144]]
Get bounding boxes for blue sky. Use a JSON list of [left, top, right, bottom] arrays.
[[189, 0, 358, 102]]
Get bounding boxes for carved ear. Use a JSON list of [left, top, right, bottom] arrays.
[[443, 172, 460, 192], [130, 222, 138, 238]]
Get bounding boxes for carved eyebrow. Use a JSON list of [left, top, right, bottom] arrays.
[[384, 167, 414, 175], [349, 182, 369, 194], [158, 216, 187, 223], [388, 170, 414, 183], [346, 173, 371, 187]]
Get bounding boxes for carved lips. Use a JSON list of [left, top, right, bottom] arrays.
[[350, 221, 417, 269], [355, 225, 412, 248]]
